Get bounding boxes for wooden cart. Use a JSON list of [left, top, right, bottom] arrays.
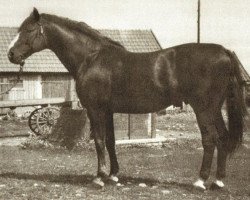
[[0, 98, 70, 135]]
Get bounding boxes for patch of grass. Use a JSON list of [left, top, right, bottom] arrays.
[[156, 110, 199, 133], [0, 119, 30, 137]]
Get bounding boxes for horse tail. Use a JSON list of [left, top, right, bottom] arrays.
[[226, 50, 248, 154]]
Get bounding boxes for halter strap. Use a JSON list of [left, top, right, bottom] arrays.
[[37, 22, 47, 46], [37, 22, 44, 34], [40, 24, 44, 34]]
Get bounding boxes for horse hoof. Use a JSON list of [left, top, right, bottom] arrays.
[[210, 180, 224, 190], [193, 179, 206, 191], [92, 177, 105, 189], [106, 175, 119, 185], [109, 175, 119, 182]]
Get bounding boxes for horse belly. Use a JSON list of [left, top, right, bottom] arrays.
[[111, 91, 171, 114]]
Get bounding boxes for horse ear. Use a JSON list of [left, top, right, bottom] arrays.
[[32, 7, 40, 21]]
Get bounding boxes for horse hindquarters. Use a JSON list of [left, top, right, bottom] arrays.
[[191, 61, 231, 189], [193, 49, 247, 190]]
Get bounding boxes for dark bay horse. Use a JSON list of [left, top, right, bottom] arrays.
[[8, 8, 247, 190]]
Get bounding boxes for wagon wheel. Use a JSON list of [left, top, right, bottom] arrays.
[[28, 108, 43, 135], [36, 107, 60, 136]]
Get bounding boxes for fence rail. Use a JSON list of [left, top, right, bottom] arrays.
[[0, 97, 67, 108]]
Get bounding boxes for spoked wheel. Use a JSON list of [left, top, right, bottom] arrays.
[[28, 107, 60, 136], [28, 108, 43, 135], [37, 107, 60, 136]]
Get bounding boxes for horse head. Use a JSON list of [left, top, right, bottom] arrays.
[[8, 8, 47, 65]]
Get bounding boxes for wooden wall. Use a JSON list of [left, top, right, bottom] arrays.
[[0, 75, 42, 100], [41, 74, 71, 98], [0, 75, 41, 113], [0, 73, 72, 101]]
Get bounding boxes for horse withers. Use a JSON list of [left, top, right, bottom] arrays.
[[7, 8, 247, 190]]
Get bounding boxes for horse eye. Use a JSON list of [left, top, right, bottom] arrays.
[[26, 29, 35, 33], [25, 28, 36, 33]]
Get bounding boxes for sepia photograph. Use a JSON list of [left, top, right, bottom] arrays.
[[0, 0, 249, 199]]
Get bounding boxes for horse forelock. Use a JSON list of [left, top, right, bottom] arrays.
[[41, 14, 125, 49], [18, 15, 37, 33]]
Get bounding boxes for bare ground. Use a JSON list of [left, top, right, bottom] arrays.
[[0, 140, 249, 200]]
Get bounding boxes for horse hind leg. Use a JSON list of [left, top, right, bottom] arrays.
[[193, 110, 218, 190], [210, 111, 228, 190]]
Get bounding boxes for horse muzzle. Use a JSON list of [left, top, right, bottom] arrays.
[[7, 49, 25, 65]]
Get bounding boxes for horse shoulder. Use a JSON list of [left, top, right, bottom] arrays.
[[76, 61, 112, 106]]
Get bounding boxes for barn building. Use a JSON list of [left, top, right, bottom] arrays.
[[0, 27, 162, 139]]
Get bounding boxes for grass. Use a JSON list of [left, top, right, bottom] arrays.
[[0, 139, 249, 200], [0, 119, 30, 137]]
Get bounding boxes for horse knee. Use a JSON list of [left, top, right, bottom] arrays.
[[94, 138, 106, 150], [200, 124, 219, 147]]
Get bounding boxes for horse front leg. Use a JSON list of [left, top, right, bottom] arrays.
[[105, 112, 119, 184], [88, 108, 108, 187]]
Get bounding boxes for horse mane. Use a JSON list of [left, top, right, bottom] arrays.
[[41, 14, 125, 49]]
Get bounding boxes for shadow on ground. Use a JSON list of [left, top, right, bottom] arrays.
[[0, 172, 195, 191]]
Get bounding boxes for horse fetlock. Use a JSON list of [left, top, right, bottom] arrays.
[[98, 164, 109, 177], [104, 175, 119, 185], [109, 175, 119, 183], [110, 165, 119, 175], [92, 177, 105, 188], [97, 170, 109, 179], [200, 170, 211, 181], [193, 178, 206, 190], [216, 170, 226, 180], [210, 180, 225, 190]]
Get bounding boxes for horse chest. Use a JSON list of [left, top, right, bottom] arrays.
[[75, 70, 112, 107]]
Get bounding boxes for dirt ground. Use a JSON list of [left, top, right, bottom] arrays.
[[0, 140, 249, 200]]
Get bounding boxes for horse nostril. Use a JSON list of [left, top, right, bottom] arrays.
[[8, 51, 14, 59]]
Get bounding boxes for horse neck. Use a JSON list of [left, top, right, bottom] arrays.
[[43, 20, 101, 77]]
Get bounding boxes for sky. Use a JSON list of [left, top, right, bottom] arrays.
[[1, 0, 250, 73]]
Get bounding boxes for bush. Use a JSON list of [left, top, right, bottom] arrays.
[[48, 107, 91, 150]]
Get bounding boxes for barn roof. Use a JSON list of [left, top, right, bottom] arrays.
[[0, 27, 161, 73]]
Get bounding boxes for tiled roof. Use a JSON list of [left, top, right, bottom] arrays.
[[0, 27, 161, 73]]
